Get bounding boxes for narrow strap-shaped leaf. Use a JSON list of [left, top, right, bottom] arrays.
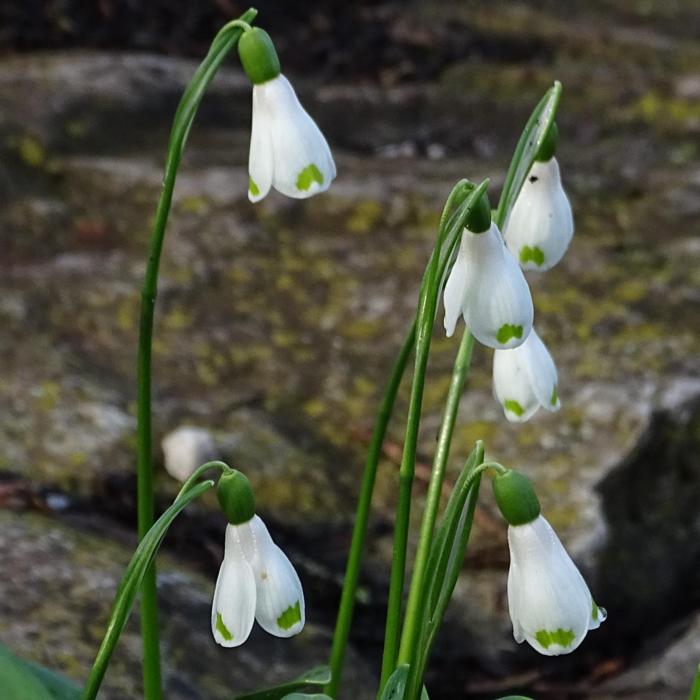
[[234, 665, 331, 700], [495, 81, 562, 229], [379, 665, 429, 700]]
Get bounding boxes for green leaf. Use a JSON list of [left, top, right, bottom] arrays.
[[379, 665, 429, 700], [495, 81, 562, 229], [0, 644, 80, 700], [234, 666, 331, 700], [82, 480, 214, 700]]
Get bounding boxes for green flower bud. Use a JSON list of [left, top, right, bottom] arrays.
[[465, 189, 492, 233], [238, 27, 281, 85], [217, 469, 256, 525], [492, 469, 540, 526], [535, 122, 558, 162]]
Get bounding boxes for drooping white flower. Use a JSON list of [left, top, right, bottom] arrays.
[[443, 222, 534, 349], [493, 327, 560, 422], [247, 74, 336, 202], [507, 515, 606, 656], [503, 156, 573, 272], [211, 514, 305, 647]]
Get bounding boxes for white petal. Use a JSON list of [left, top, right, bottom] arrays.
[[506, 516, 601, 656], [493, 347, 540, 422], [442, 234, 469, 337], [504, 157, 574, 272], [521, 328, 560, 412], [211, 524, 256, 647], [461, 223, 534, 349], [255, 75, 335, 200], [247, 516, 305, 637], [248, 86, 273, 202]]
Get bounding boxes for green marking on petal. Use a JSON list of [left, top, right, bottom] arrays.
[[504, 399, 525, 417], [535, 628, 576, 649], [497, 324, 523, 345], [216, 612, 233, 641], [592, 600, 601, 621], [550, 386, 558, 406], [520, 245, 546, 266], [296, 164, 324, 191], [277, 600, 302, 630], [249, 177, 260, 197]]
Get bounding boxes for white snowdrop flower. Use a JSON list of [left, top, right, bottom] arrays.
[[161, 426, 216, 482], [443, 197, 534, 349], [507, 515, 606, 656], [503, 124, 573, 271], [493, 327, 560, 422], [238, 28, 336, 203], [211, 470, 304, 647]]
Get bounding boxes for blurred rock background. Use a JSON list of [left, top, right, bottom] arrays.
[[1, 1, 699, 698]]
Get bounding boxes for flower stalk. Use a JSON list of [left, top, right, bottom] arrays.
[[135, 10, 257, 700]]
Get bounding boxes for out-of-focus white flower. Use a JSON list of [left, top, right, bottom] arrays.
[[493, 327, 560, 422], [212, 515, 305, 647], [507, 515, 606, 656], [161, 426, 216, 482], [443, 222, 534, 349], [503, 156, 573, 272]]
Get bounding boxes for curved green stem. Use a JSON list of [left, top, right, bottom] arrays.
[[378, 181, 480, 689], [689, 663, 700, 700], [176, 460, 231, 500], [397, 329, 474, 670], [325, 325, 415, 697], [135, 10, 257, 700], [82, 481, 214, 700]]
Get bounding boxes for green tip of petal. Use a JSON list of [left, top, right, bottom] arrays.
[[277, 600, 302, 630], [216, 612, 233, 641], [535, 628, 576, 649], [550, 386, 558, 406], [504, 399, 525, 417], [519, 245, 546, 267], [497, 324, 524, 345], [249, 177, 260, 197], [296, 164, 324, 191]]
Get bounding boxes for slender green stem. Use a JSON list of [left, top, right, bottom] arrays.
[[82, 481, 214, 700], [134, 11, 257, 700], [397, 329, 474, 670], [689, 663, 700, 700], [325, 326, 415, 697], [378, 182, 471, 689], [176, 460, 230, 500]]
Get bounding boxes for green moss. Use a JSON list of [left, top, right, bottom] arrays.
[[296, 164, 324, 191], [497, 324, 523, 345], [276, 601, 302, 630], [519, 245, 545, 266], [535, 628, 575, 649], [18, 136, 45, 167], [504, 399, 525, 417], [215, 612, 233, 641]]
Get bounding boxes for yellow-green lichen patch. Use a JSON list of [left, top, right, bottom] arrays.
[[276, 600, 302, 630], [497, 324, 523, 345], [296, 164, 324, 191], [535, 628, 575, 649], [520, 245, 545, 266], [215, 612, 233, 641], [504, 399, 525, 417]]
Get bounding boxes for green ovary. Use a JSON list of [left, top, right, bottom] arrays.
[[504, 399, 525, 417], [216, 612, 233, 641], [296, 164, 324, 191], [535, 628, 576, 649], [249, 177, 260, 197], [497, 324, 523, 345], [520, 245, 545, 266], [277, 600, 302, 630]]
